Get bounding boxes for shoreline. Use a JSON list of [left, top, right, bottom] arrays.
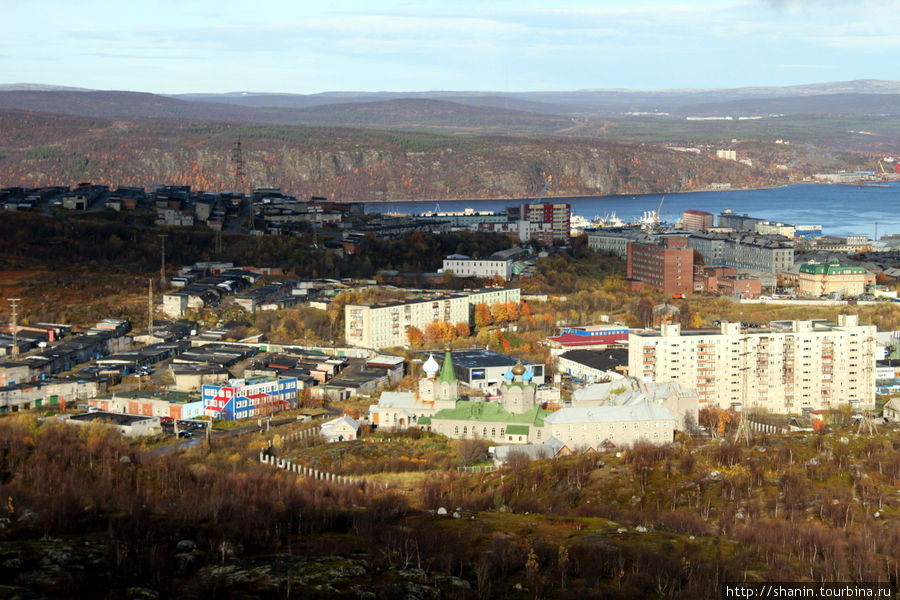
[[356, 181, 819, 205]]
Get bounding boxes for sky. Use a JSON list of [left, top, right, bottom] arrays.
[[2, 0, 898, 94]]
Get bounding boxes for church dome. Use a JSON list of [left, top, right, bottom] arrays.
[[522, 368, 534, 382], [423, 354, 440, 378], [512, 360, 526, 377]]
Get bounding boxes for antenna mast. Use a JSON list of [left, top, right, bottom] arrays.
[[8, 298, 20, 357], [231, 138, 250, 229]]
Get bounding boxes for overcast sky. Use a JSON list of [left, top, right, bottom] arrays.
[[2, 0, 897, 94]]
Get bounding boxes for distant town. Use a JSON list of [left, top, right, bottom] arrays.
[[3, 179, 900, 432], [3, 176, 900, 596]]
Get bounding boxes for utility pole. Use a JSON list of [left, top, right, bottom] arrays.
[[8, 298, 20, 357], [158, 234, 167, 288]]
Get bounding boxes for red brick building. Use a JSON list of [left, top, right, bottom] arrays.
[[626, 236, 694, 296], [694, 265, 762, 298]]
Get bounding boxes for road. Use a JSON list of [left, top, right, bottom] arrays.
[[157, 414, 329, 453]]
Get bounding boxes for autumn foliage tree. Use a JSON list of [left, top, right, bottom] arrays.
[[490, 301, 509, 325], [407, 325, 424, 347], [506, 301, 519, 322], [473, 302, 492, 328], [700, 406, 735, 438]]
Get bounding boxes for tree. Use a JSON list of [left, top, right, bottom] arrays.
[[454, 322, 470, 338], [474, 302, 492, 328], [520, 300, 532, 317], [700, 406, 733, 438], [506, 301, 519, 322], [406, 325, 424, 347], [438, 321, 456, 342], [423, 322, 443, 342], [678, 300, 693, 328], [490, 302, 509, 324], [636, 298, 654, 328]]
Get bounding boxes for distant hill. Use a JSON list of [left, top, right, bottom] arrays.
[[0, 108, 793, 200], [671, 93, 900, 117], [175, 79, 900, 116], [0, 90, 574, 134], [0, 80, 892, 198]]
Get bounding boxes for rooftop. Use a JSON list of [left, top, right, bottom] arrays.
[[558, 349, 629, 372], [544, 401, 674, 425], [69, 412, 157, 426], [443, 349, 538, 370], [429, 401, 548, 427]]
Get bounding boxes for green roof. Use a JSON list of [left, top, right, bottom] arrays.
[[799, 261, 867, 276], [417, 416, 432, 425], [429, 401, 547, 427], [438, 350, 457, 384], [505, 425, 530, 435]]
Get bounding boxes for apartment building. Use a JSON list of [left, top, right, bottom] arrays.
[[689, 232, 794, 273], [344, 288, 521, 349], [524, 202, 571, 245], [586, 229, 653, 259], [717, 209, 764, 232], [681, 210, 714, 231], [627, 315, 876, 414], [626, 236, 694, 296], [442, 255, 513, 281]]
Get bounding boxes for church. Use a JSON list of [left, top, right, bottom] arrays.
[[417, 352, 549, 445]]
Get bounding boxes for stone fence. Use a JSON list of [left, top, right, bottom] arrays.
[[270, 425, 322, 445], [747, 420, 789, 435], [456, 465, 497, 473]]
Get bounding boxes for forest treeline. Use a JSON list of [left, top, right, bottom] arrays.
[[3, 414, 900, 598]]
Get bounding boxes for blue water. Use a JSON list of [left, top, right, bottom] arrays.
[[366, 183, 900, 238]]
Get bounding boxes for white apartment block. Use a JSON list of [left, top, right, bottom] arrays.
[[442, 255, 512, 281], [628, 315, 875, 414], [345, 288, 521, 349]]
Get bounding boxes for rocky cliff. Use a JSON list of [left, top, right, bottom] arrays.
[[0, 110, 775, 199]]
